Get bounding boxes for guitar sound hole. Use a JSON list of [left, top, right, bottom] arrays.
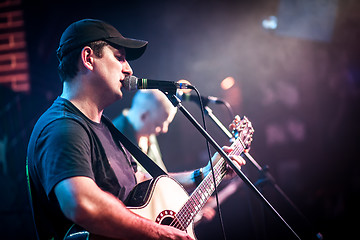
[[160, 217, 184, 231], [155, 210, 179, 227], [160, 216, 174, 226]]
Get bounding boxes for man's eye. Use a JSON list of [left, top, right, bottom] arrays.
[[116, 56, 124, 61]]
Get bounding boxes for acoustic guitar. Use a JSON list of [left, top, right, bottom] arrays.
[[64, 116, 254, 240]]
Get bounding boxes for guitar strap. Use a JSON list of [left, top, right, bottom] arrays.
[[103, 116, 168, 178]]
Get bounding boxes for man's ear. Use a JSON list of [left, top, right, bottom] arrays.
[[140, 111, 150, 122], [80, 46, 94, 71]]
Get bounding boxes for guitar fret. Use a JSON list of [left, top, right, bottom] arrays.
[[175, 136, 246, 229]]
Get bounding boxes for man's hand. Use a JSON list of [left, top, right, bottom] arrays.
[[203, 146, 246, 177], [159, 225, 194, 240]]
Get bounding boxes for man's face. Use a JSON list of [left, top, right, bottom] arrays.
[[142, 107, 174, 136], [91, 45, 133, 102]]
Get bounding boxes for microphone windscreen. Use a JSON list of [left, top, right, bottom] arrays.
[[123, 76, 138, 91]]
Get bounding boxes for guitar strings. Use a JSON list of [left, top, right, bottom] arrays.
[[169, 134, 247, 229], [169, 160, 225, 229], [168, 136, 247, 230], [169, 165, 223, 229]]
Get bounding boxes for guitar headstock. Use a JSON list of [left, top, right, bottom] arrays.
[[229, 115, 254, 150]]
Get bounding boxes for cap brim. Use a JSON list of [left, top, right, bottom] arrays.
[[106, 37, 148, 61]]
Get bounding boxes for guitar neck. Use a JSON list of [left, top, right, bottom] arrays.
[[176, 138, 245, 228]]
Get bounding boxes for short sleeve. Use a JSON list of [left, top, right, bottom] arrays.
[[35, 118, 94, 196]]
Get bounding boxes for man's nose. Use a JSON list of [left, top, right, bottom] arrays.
[[123, 60, 133, 75]]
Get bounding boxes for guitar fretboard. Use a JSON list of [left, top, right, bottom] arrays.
[[170, 137, 246, 230]]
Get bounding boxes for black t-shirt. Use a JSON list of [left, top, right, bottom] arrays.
[[27, 97, 137, 239], [92, 121, 137, 200]]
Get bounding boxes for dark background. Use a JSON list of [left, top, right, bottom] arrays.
[[1, 0, 359, 239]]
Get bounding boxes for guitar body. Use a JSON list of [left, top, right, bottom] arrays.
[[64, 175, 196, 240], [127, 175, 195, 238]]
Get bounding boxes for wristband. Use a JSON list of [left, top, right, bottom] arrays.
[[192, 168, 204, 186]]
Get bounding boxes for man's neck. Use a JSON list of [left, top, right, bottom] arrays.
[[69, 97, 103, 123], [61, 82, 103, 123]]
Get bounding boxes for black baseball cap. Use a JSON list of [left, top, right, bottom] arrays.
[[56, 19, 148, 61]]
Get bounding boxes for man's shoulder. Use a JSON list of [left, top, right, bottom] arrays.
[[30, 98, 91, 142], [40, 99, 82, 123]]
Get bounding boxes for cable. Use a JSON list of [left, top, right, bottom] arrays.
[[191, 87, 227, 240], [221, 100, 235, 120]]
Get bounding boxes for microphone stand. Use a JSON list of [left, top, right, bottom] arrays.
[[203, 105, 323, 240], [165, 92, 302, 240]]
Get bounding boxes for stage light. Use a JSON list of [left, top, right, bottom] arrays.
[[262, 16, 278, 30], [221, 77, 235, 90]]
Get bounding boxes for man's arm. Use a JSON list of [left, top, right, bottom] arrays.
[[55, 176, 193, 240], [169, 146, 245, 191]]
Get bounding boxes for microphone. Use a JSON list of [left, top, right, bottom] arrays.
[[122, 75, 193, 91], [176, 91, 224, 105]]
